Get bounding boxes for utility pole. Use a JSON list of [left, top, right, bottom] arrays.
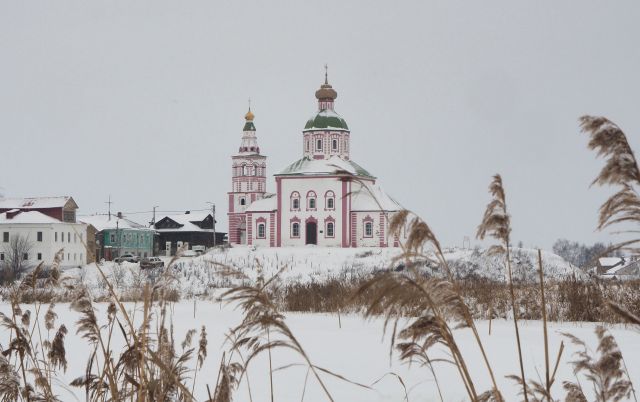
[[106, 195, 113, 221], [150, 205, 159, 226], [206, 202, 216, 248]]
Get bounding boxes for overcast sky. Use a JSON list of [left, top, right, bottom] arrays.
[[1, 1, 639, 249]]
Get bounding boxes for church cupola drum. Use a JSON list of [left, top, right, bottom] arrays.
[[303, 66, 351, 161]]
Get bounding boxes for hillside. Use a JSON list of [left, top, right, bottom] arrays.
[[57, 245, 585, 299]]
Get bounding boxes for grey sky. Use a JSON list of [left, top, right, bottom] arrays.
[[1, 1, 639, 249]]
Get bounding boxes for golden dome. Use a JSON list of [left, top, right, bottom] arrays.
[[315, 83, 337, 101], [245, 109, 255, 121]]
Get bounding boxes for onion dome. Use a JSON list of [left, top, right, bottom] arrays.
[[243, 107, 256, 131], [304, 109, 349, 131], [315, 82, 337, 101]]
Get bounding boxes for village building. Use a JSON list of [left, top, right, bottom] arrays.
[[228, 71, 404, 247], [0, 196, 79, 223], [592, 256, 640, 280], [0, 209, 88, 268], [79, 213, 156, 261], [153, 212, 225, 255]]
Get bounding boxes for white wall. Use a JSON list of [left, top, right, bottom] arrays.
[[248, 212, 272, 247], [0, 222, 88, 268], [279, 176, 344, 247]]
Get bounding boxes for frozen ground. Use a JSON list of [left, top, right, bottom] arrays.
[[0, 301, 637, 401], [59, 246, 585, 298]]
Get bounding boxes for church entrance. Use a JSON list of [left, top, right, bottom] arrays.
[[305, 221, 317, 245], [238, 229, 246, 245]]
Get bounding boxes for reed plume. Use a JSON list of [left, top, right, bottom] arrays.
[[221, 265, 361, 402], [477, 174, 528, 401], [562, 326, 633, 402], [581, 115, 640, 252], [358, 208, 503, 401]]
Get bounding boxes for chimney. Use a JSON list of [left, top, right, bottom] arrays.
[[6, 209, 20, 219]]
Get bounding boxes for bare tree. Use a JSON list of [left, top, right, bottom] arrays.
[[1, 234, 33, 283]]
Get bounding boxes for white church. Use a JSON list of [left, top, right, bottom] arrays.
[[228, 71, 404, 248]]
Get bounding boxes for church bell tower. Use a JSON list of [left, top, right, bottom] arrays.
[[228, 106, 267, 245]]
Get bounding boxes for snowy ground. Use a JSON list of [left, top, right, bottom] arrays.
[[0, 301, 637, 401], [57, 246, 584, 299]]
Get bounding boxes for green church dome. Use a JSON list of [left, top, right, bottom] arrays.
[[304, 109, 349, 131]]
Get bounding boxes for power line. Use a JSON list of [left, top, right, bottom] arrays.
[[78, 208, 211, 217]]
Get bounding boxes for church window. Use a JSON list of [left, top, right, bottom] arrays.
[[316, 139, 322, 151], [306, 140, 310, 151], [332, 139, 338, 151], [364, 221, 373, 238], [307, 191, 317, 210], [325, 191, 335, 210], [326, 222, 334, 238], [257, 223, 266, 239], [290, 192, 301, 211], [240, 198, 246, 206], [291, 222, 300, 238]]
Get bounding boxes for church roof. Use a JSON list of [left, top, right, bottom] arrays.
[[304, 109, 349, 131], [276, 156, 374, 178], [351, 182, 403, 212], [246, 194, 277, 212]]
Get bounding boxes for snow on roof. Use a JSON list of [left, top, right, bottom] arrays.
[[0, 196, 76, 209], [155, 212, 213, 232], [276, 156, 374, 178], [246, 194, 277, 212], [79, 215, 151, 232], [599, 257, 624, 267], [0, 210, 62, 224], [351, 182, 402, 211]]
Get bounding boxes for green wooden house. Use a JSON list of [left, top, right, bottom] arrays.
[[80, 214, 156, 261]]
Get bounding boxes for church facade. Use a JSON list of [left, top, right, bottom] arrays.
[[228, 72, 404, 248]]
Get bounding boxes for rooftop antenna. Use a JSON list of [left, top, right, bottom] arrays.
[[106, 195, 113, 221]]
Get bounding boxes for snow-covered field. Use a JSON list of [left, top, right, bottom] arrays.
[[58, 246, 584, 299], [0, 301, 637, 401]]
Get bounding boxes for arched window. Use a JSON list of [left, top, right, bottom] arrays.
[[332, 139, 338, 151], [326, 222, 335, 237], [240, 197, 246, 206], [290, 192, 301, 211], [325, 190, 335, 210], [316, 139, 322, 151], [307, 191, 317, 210], [257, 223, 266, 239], [242, 165, 249, 176], [292, 222, 300, 238], [364, 221, 373, 237], [253, 164, 258, 176]]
